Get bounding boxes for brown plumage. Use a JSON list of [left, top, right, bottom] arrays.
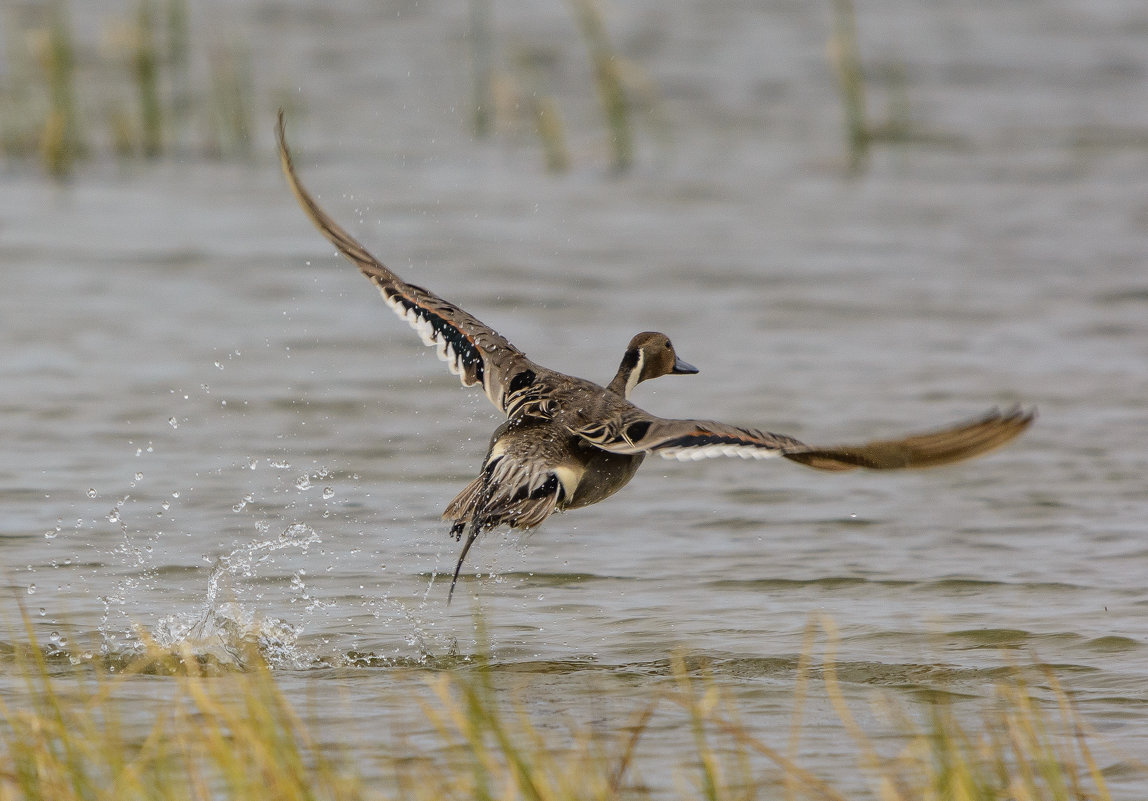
[[276, 112, 1035, 602]]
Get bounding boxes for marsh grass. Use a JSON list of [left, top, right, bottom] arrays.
[[469, 0, 495, 139], [826, 0, 870, 174], [568, 0, 633, 174], [29, 0, 83, 178], [826, 0, 964, 173], [0, 0, 254, 177], [205, 39, 254, 160], [134, 0, 163, 158], [470, 0, 658, 174], [0, 610, 1133, 801], [515, 49, 572, 174]]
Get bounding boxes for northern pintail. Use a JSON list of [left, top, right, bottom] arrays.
[[275, 113, 1034, 602]]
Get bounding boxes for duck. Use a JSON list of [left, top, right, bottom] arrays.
[[275, 112, 1034, 603]]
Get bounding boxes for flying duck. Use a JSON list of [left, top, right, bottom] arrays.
[[275, 113, 1034, 602]]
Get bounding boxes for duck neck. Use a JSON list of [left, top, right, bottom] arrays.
[[607, 348, 644, 398]]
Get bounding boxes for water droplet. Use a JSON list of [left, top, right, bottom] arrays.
[[26, 584, 36, 595], [168, 417, 179, 429], [171, 491, 180, 498], [294, 475, 312, 491], [107, 509, 120, 524], [134, 472, 143, 482], [248, 458, 259, 470], [322, 487, 335, 500], [44, 529, 58, 540], [87, 488, 97, 498], [214, 360, 224, 370], [38, 608, 46, 617], [270, 459, 291, 469], [160, 501, 170, 511]]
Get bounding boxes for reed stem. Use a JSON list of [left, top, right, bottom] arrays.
[[827, 0, 870, 174], [469, 0, 495, 139], [135, 0, 163, 157], [569, 0, 633, 173], [40, 0, 82, 178]]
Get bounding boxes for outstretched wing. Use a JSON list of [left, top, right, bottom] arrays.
[[276, 111, 542, 416], [777, 406, 1034, 470], [572, 406, 1034, 471]]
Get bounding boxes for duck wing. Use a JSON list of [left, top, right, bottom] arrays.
[[571, 406, 1034, 471], [276, 112, 545, 416]]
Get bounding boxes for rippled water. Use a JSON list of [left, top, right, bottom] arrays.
[[3, 0, 1148, 794]]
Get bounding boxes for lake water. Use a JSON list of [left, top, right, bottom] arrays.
[[3, 0, 1148, 795]]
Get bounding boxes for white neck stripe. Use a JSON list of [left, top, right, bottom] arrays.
[[624, 351, 645, 399]]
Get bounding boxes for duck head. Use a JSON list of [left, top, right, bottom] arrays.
[[607, 331, 698, 398]]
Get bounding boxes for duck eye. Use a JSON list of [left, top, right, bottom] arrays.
[[664, 341, 672, 350]]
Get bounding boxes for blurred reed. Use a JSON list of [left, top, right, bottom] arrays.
[[517, 48, 572, 173], [36, 1, 83, 178], [827, 0, 869, 174], [205, 38, 254, 159], [0, 0, 254, 178], [0, 608, 1131, 801], [466, 0, 656, 174], [469, 0, 495, 139], [134, 0, 162, 157], [568, 0, 633, 174], [827, 0, 958, 173]]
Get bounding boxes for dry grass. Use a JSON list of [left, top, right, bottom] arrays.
[[0, 612, 1133, 801]]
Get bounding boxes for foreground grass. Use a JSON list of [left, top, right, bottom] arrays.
[[0, 615, 1131, 801]]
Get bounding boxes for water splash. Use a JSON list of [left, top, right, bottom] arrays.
[[152, 602, 302, 669], [84, 452, 382, 669], [150, 522, 323, 669]]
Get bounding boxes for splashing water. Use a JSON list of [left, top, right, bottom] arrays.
[[151, 523, 323, 668]]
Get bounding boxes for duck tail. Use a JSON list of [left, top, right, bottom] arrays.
[[443, 475, 485, 525]]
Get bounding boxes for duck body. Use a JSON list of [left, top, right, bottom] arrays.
[[437, 332, 695, 594], [444, 342, 677, 518], [275, 112, 1035, 603], [443, 417, 646, 529]]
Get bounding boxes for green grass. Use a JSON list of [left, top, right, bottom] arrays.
[[0, 612, 1133, 801]]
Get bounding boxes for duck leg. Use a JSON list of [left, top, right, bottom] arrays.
[[448, 521, 482, 605]]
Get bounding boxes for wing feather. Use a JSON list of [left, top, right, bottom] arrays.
[[781, 406, 1035, 470], [573, 406, 1034, 470], [276, 111, 539, 415]]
